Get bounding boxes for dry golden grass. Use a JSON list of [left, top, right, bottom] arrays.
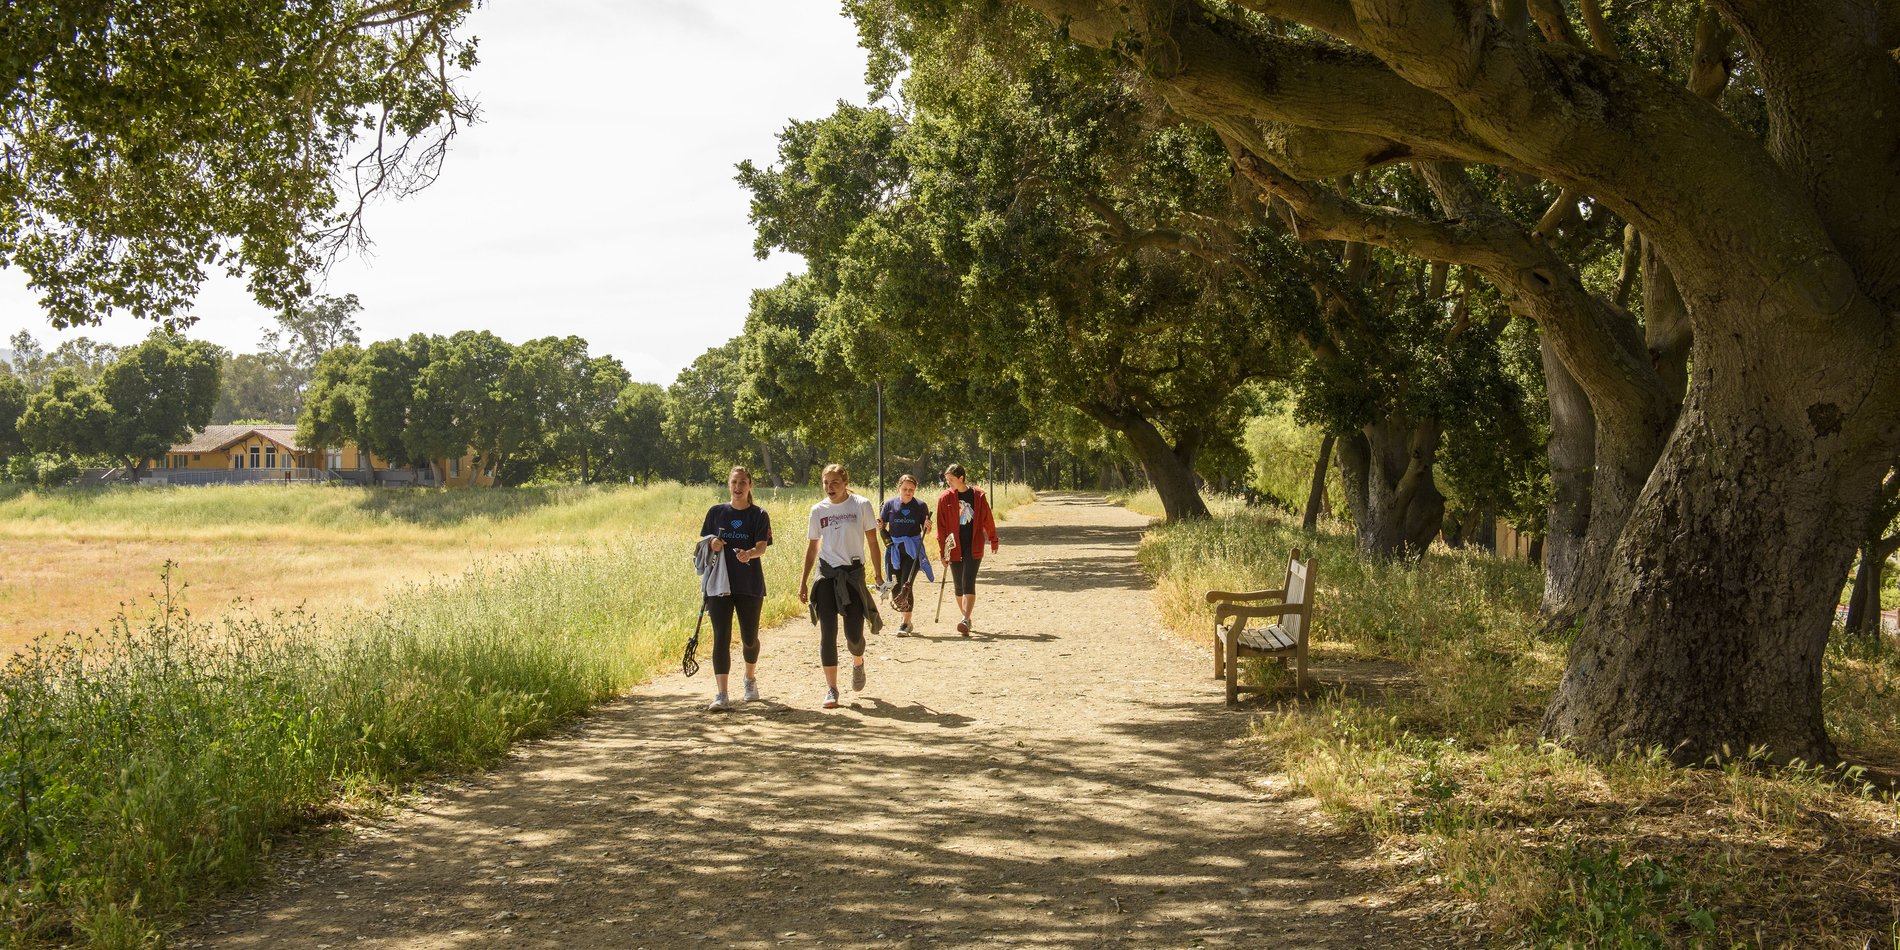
[[1135, 505, 1900, 947], [0, 482, 771, 650]]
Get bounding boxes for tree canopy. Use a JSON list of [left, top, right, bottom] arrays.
[[2, 1, 479, 328], [856, 0, 1900, 762]]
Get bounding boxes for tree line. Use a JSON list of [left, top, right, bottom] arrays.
[[2, 302, 1134, 491]]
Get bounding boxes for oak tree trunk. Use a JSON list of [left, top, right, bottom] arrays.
[[1541, 337, 1596, 622], [1335, 417, 1444, 558], [1843, 537, 1898, 637], [1302, 432, 1335, 532], [1088, 405, 1211, 521], [1543, 296, 1897, 764]]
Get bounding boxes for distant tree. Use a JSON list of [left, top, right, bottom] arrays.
[[408, 330, 523, 484], [350, 337, 429, 471], [517, 336, 630, 482], [3, 2, 477, 329], [4, 332, 122, 389], [17, 368, 110, 458], [297, 346, 366, 458], [603, 381, 671, 483], [0, 374, 29, 464], [5, 332, 49, 389], [211, 351, 301, 424], [264, 294, 364, 374], [96, 332, 222, 472], [663, 340, 759, 482]]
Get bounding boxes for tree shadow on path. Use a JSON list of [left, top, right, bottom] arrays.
[[178, 493, 1451, 950]]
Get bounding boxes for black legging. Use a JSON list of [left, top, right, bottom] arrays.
[[811, 577, 865, 667], [890, 546, 921, 612], [950, 556, 981, 596], [707, 594, 763, 676]]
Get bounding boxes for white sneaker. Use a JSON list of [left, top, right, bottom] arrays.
[[822, 687, 840, 709], [742, 679, 761, 702], [706, 693, 732, 712]]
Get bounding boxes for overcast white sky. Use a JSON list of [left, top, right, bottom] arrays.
[[0, 0, 873, 385]]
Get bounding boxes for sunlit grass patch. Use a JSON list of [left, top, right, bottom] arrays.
[[1134, 504, 1900, 947]]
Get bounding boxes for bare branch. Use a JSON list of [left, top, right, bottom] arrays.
[[1580, 0, 1618, 57], [1613, 223, 1638, 308], [1228, 0, 1366, 45], [1688, 7, 1737, 101], [1527, 0, 1582, 47]]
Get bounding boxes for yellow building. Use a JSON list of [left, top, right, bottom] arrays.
[[142, 425, 495, 487]]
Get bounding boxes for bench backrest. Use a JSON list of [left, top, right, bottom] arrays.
[[1283, 552, 1314, 642]]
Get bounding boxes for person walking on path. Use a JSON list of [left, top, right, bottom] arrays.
[[936, 463, 998, 636], [799, 463, 884, 708], [880, 473, 935, 637], [696, 466, 773, 712]]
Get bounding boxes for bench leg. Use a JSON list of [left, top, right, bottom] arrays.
[[1213, 631, 1224, 680], [1295, 638, 1308, 692], [1225, 633, 1240, 707]]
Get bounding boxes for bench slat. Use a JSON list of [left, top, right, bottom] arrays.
[[1215, 623, 1297, 653]]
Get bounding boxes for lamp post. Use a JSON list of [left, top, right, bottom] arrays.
[[876, 379, 885, 505]]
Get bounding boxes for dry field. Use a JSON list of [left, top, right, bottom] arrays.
[[0, 483, 774, 650]]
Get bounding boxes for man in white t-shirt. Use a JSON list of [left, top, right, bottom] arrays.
[[799, 463, 884, 709]]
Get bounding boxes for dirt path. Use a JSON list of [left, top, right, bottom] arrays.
[[180, 494, 1444, 948]]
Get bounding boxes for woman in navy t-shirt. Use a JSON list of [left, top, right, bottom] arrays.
[[699, 466, 773, 711], [879, 473, 931, 636]]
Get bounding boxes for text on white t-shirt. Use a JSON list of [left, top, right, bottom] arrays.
[[808, 493, 876, 568]]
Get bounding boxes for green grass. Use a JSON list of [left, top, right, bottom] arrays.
[[0, 482, 1035, 948], [1134, 505, 1900, 948]]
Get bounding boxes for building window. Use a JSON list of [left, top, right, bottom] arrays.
[[249, 446, 261, 468], [192, 454, 200, 461], [234, 453, 245, 470], [358, 450, 369, 471], [326, 448, 342, 469], [264, 446, 278, 469], [450, 457, 461, 478]]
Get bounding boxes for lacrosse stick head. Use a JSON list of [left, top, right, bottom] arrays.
[[681, 634, 701, 677]]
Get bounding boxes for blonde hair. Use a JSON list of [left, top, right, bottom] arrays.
[[821, 463, 849, 484], [728, 466, 754, 506]]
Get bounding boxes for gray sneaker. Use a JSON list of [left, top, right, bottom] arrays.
[[852, 661, 867, 692], [896, 622, 913, 637], [742, 678, 761, 702], [706, 693, 732, 712], [822, 687, 840, 709]]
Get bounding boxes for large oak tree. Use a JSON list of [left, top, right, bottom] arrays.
[[871, 0, 1900, 762]]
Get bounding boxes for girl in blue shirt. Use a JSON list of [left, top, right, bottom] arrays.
[[879, 473, 932, 636]]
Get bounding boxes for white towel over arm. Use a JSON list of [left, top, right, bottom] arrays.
[[693, 535, 731, 598]]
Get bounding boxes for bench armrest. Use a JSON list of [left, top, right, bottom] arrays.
[[1204, 588, 1286, 604], [1216, 602, 1308, 625]]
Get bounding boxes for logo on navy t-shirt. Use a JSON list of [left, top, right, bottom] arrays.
[[883, 498, 928, 536]]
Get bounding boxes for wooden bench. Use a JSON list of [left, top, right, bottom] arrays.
[[1206, 549, 1317, 706]]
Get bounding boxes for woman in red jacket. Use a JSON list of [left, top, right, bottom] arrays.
[[936, 463, 998, 635]]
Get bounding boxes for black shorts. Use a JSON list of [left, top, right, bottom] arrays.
[[950, 557, 981, 596]]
